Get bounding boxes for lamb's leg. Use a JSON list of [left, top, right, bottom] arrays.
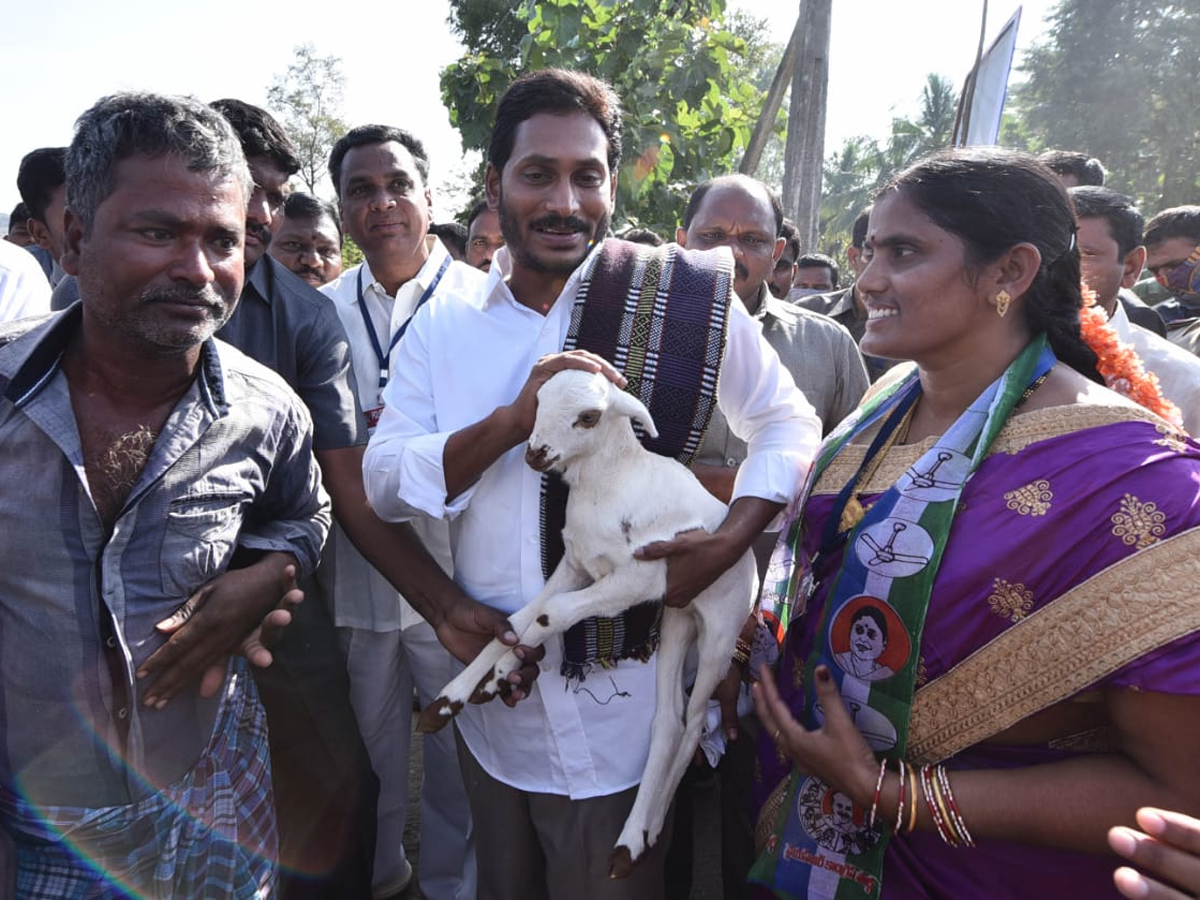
[[610, 606, 694, 878], [613, 573, 753, 875], [416, 557, 589, 733], [650, 612, 735, 844], [485, 559, 667, 692]]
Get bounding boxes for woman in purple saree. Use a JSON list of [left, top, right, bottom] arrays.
[[747, 149, 1200, 900]]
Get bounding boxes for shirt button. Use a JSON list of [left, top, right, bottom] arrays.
[[105, 636, 117, 649], [726, 457, 739, 467], [116, 707, 129, 720]]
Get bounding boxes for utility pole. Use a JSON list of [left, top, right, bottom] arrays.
[[739, 16, 803, 176], [781, 0, 832, 250]]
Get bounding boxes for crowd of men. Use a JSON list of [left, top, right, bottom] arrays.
[[2, 67, 1200, 900]]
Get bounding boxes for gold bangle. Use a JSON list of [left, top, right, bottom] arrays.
[[906, 761, 919, 834], [930, 765, 960, 846]]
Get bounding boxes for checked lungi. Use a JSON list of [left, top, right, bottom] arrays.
[[2, 658, 276, 899]]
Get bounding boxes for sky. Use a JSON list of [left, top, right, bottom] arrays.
[[0, 0, 1057, 221]]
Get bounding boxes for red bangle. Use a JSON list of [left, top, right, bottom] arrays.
[[894, 760, 907, 834], [921, 764, 956, 846], [936, 765, 975, 848], [868, 758, 888, 829]]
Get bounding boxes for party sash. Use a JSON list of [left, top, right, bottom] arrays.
[[749, 335, 1054, 900]]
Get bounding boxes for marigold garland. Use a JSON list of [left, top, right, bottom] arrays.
[[1078, 288, 1182, 426]]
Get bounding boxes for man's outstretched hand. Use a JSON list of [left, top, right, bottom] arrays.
[[137, 555, 302, 708]]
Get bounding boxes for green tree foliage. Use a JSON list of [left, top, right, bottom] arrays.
[[1013, 0, 1200, 212], [444, 0, 527, 57], [441, 0, 777, 235], [818, 74, 957, 258], [267, 44, 349, 195]]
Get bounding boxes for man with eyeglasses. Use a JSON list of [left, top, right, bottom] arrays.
[[1143, 205, 1200, 357]]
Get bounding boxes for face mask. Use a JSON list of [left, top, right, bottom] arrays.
[[788, 287, 827, 301], [1156, 242, 1200, 304]]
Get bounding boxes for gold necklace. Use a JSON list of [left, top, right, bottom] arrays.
[[838, 400, 918, 533], [836, 371, 1050, 534]]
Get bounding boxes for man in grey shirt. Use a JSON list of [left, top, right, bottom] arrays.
[[671, 173, 868, 900], [0, 92, 329, 898]]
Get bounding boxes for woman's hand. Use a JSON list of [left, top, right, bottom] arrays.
[[753, 663, 879, 806], [1110, 807, 1200, 899]]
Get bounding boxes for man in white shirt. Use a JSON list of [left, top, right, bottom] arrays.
[[0, 238, 51, 322], [1071, 186, 1200, 435], [363, 69, 821, 900], [321, 125, 481, 900]]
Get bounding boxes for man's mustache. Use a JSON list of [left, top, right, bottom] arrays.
[[141, 285, 226, 310], [246, 222, 272, 247], [530, 215, 590, 234]]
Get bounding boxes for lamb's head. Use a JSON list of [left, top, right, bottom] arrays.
[[525, 369, 658, 475]]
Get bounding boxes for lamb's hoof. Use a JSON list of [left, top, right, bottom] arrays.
[[609, 845, 635, 879], [469, 672, 500, 705], [415, 697, 461, 733]]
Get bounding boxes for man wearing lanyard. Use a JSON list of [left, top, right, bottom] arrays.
[[321, 125, 483, 900]]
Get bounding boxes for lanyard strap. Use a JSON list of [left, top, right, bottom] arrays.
[[356, 254, 451, 389]]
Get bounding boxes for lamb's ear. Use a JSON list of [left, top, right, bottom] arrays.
[[609, 387, 659, 439]]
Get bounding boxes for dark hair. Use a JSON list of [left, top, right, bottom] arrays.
[[796, 252, 840, 288], [7, 202, 31, 230], [430, 221, 467, 257], [17, 147, 67, 222], [1038, 149, 1106, 187], [465, 198, 490, 231], [1069, 186, 1143, 259], [210, 99, 300, 175], [328, 124, 429, 197], [851, 206, 872, 250], [882, 147, 1100, 381], [852, 606, 888, 645], [283, 191, 342, 239], [682, 174, 784, 236], [69, 93, 250, 233], [617, 226, 664, 247], [1143, 206, 1200, 249], [778, 218, 801, 262], [489, 69, 623, 175]]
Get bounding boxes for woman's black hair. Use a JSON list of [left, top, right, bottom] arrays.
[[880, 147, 1102, 382]]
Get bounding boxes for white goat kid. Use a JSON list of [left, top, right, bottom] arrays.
[[417, 368, 756, 877]]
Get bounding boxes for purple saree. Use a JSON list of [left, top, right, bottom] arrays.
[[752, 403, 1200, 899]]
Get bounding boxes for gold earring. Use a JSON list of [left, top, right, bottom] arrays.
[[995, 290, 1011, 318]]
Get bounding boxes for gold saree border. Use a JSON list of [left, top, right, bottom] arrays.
[[813, 404, 1168, 497], [754, 773, 792, 855], [906, 527, 1200, 764]]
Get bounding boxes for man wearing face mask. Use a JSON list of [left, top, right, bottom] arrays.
[[789, 252, 838, 299], [1143, 206, 1200, 357]]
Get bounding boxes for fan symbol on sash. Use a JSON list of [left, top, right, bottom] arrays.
[[854, 518, 933, 578], [898, 446, 970, 502], [815, 696, 898, 751], [911, 451, 953, 488]]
